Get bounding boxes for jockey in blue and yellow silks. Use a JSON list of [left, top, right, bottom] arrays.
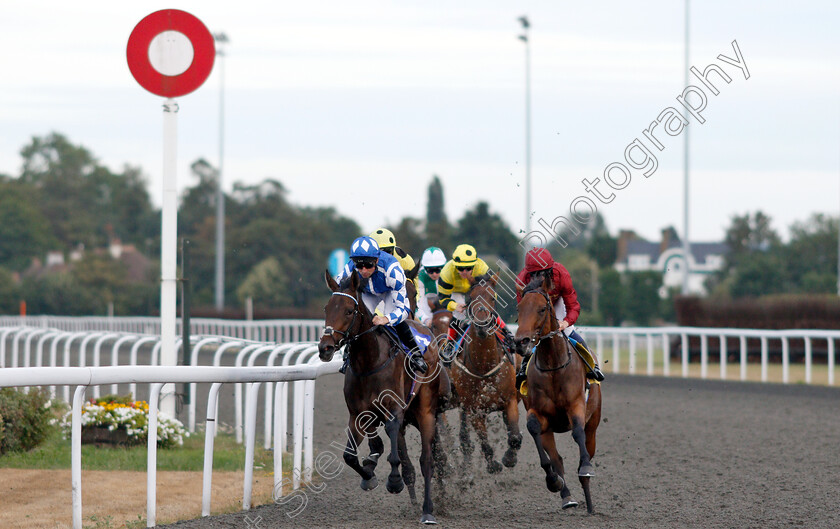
[[335, 236, 428, 374], [437, 244, 515, 363]]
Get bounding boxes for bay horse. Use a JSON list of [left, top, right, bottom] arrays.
[[318, 269, 446, 524], [449, 274, 522, 474], [515, 272, 602, 513]]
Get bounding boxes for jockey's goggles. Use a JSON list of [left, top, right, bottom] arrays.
[[425, 267, 442, 274], [456, 265, 474, 272], [352, 258, 377, 269]]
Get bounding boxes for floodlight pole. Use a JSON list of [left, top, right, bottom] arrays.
[[214, 32, 228, 312], [519, 16, 532, 241], [682, 0, 692, 295]]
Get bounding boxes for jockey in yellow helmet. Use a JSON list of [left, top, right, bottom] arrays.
[[437, 244, 515, 364], [370, 228, 416, 282]]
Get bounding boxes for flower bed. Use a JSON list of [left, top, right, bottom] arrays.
[[61, 397, 188, 448]]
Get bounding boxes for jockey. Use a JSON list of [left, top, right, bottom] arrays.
[[437, 244, 515, 363], [415, 247, 447, 326], [370, 228, 416, 282], [336, 236, 429, 375], [516, 247, 605, 384]]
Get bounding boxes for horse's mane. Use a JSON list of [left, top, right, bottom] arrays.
[[521, 270, 550, 298], [468, 273, 494, 295]]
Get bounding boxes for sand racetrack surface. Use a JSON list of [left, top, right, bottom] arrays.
[[161, 373, 840, 529]]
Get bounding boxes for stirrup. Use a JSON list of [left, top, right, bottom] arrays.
[[586, 365, 605, 382], [409, 354, 429, 374]]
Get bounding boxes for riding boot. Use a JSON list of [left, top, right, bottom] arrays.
[[338, 347, 350, 374], [570, 332, 605, 382], [395, 321, 429, 374], [440, 320, 462, 367], [516, 350, 532, 390], [494, 316, 516, 356]]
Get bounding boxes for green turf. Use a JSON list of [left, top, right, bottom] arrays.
[[0, 429, 284, 472]]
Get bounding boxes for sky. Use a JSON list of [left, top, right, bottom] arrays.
[[1, 1, 838, 245]]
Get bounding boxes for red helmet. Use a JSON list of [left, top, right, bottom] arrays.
[[524, 247, 554, 273]]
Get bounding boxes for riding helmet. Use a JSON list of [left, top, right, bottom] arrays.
[[350, 236, 380, 258], [369, 228, 396, 250], [421, 247, 447, 268], [452, 244, 478, 266]]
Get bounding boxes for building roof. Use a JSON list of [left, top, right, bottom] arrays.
[[619, 240, 728, 265]]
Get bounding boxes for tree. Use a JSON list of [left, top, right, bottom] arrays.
[[785, 213, 837, 294], [236, 257, 292, 308], [17, 133, 157, 250], [454, 201, 519, 269], [389, 217, 426, 259], [624, 271, 663, 325], [0, 180, 57, 271], [709, 211, 783, 297], [425, 176, 451, 251]]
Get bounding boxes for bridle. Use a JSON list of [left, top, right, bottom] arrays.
[[322, 291, 378, 347], [521, 289, 571, 372], [322, 290, 393, 377]]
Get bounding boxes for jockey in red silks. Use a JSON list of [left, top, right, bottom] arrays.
[[516, 247, 605, 385]]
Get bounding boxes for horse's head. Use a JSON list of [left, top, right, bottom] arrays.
[[466, 274, 498, 338], [319, 269, 362, 362], [515, 271, 554, 355]]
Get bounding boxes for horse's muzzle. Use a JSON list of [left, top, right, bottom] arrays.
[[318, 339, 337, 362], [514, 337, 531, 356]]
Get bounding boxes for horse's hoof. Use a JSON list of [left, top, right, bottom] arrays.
[[387, 475, 404, 494], [486, 460, 503, 474], [546, 474, 564, 493], [501, 451, 517, 468], [578, 464, 595, 477], [561, 497, 579, 509], [360, 476, 378, 491], [420, 513, 438, 525]]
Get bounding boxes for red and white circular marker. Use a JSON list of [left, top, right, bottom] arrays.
[[127, 9, 215, 98]]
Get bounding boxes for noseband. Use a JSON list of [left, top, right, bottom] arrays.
[[524, 290, 571, 372], [322, 291, 361, 348]]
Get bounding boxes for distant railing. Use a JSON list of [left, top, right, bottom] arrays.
[[0, 316, 324, 342], [576, 326, 838, 386]]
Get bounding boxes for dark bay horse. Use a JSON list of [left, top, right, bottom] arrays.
[[318, 270, 445, 524], [515, 272, 602, 513], [449, 274, 522, 474]]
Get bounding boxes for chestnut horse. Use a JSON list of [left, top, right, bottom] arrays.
[[449, 274, 522, 474], [515, 272, 602, 513], [318, 270, 445, 524]]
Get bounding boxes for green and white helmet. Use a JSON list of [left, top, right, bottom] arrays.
[[420, 247, 447, 268]]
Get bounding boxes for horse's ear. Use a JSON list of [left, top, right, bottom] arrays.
[[350, 269, 360, 291], [325, 269, 339, 292], [487, 273, 497, 286], [407, 262, 420, 280], [515, 281, 524, 296]]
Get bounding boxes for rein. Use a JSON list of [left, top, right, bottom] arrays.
[[525, 290, 572, 373], [323, 291, 391, 377]]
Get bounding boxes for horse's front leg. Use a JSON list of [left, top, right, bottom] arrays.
[[501, 392, 522, 468], [571, 412, 594, 477], [362, 433, 384, 476], [459, 407, 473, 466], [343, 419, 378, 490], [397, 426, 417, 504], [384, 415, 405, 494], [526, 410, 564, 493], [571, 411, 595, 514], [418, 409, 437, 524], [469, 412, 502, 474]]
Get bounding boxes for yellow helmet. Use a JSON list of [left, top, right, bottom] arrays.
[[370, 228, 396, 250], [452, 244, 478, 266]]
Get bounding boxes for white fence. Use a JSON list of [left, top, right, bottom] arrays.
[[0, 316, 324, 342], [0, 363, 340, 529], [577, 326, 838, 386]]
